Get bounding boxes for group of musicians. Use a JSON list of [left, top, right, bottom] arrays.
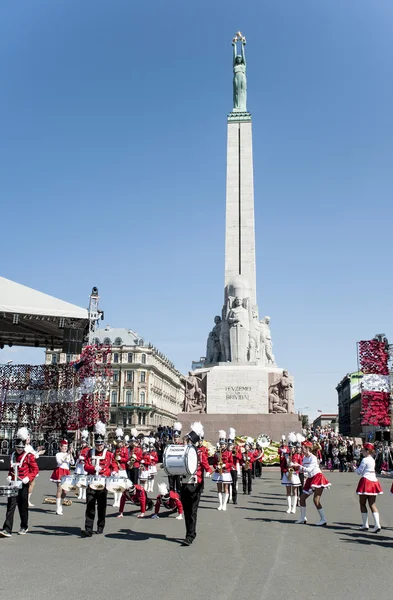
[[1, 423, 389, 541]]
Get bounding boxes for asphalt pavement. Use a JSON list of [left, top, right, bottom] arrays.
[[1, 470, 393, 600]]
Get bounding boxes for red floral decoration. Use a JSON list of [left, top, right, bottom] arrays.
[[358, 340, 389, 375], [358, 339, 390, 427], [361, 391, 390, 427]]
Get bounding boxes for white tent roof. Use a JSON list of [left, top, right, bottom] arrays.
[[0, 277, 88, 319]]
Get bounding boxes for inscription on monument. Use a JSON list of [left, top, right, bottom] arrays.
[[225, 385, 252, 400]]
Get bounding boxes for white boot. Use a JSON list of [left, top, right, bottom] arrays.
[[229, 485, 232, 501], [295, 506, 307, 524], [316, 508, 327, 526], [217, 492, 223, 510], [372, 511, 381, 533], [82, 488, 86, 501], [359, 512, 369, 531], [56, 498, 63, 515], [113, 492, 119, 508], [28, 493, 34, 508], [78, 487, 83, 500], [222, 493, 229, 511], [291, 495, 297, 514], [286, 496, 292, 514], [150, 479, 155, 493]]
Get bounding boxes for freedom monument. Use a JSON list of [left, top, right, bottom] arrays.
[[179, 34, 300, 439]]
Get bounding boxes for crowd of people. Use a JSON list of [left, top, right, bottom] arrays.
[[1, 421, 392, 544]]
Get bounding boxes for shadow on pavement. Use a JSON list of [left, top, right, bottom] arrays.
[[244, 516, 293, 524], [338, 531, 393, 548], [105, 528, 183, 544], [30, 525, 81, 536]]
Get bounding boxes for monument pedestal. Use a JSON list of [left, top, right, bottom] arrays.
[[177, 412, 301, 442]]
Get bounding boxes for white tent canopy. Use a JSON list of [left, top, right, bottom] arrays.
[[0, 276, 89, 350]]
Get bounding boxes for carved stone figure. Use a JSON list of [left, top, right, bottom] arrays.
[[206, 316, 222, 364], [248, 306, 261, 363], [232, 33, 247, 112], [219, 313, 230, 362], [227, 297, 250, 363], [184, 371, 206, 414], [276, 370, 294, 413], [260, 316, 276, 366], [269, 386, 288, 414]]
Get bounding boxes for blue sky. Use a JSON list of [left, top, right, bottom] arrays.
[[1, 1, 393, 421]]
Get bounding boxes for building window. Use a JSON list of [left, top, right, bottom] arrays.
[[140, 391, 146, 405], [113, 371, 119, 382], [123, 414, 127, 427], [126, 371, 133, 382], [128, 353, 133, 363], [113, 353, 119, 363], [126, 391, 133, 406], [111, 391, 118, 406], [51, 354, 57, 365], [66, 354, 72, 363], [103, 337, 111, 345], [114, 337, 122, 346], [138, 412, 146, 425], [141, 353, 147, 364], [140, 371, 146, 383], [110, 412, 116, 424], [94, 337, 100, 345]]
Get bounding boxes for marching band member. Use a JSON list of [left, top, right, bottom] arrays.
[[279, 435, 289, 479], [292, 441, 331, 526], [180, 422, 212, 546], [212, 430, 233, 511], [117, 482, 154, 518], [241, 438, 255, 495], [295, 434, 305, 499], [50, 439, 74, 516], [139, 437, 152, 490], [168, 422, 183, 493], [14, 427, 44, 508], [75, 430, 90, 501], [127, 429, 143, 484], [254, 442, 264, 479], [148, 438, 158, 493], [81, 422, 118, 537], [151, 482, 183, 519], [356, 443, 382, 533], [0, 435, 39, 537], [281, 434, 301, 514], [228, 429, 241, 505], [113, 428, 128, 508], [198, 434, 209, 493]]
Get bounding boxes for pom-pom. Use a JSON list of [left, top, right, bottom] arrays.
[[191, 422, 204, 437], [124, 435, 130, 443], [16, 427, 29, 441], [131, 428, 138, 437], [143, 437, 150, 446], [149, 437, 155, 444], [228, 428, 236, 440], [218, 429, 226, 439], [157, 482, 168, 496], [115, 427, 124, 439], [81, 429, 89, 440], [296, 433, 305, 443], [246, 436, 254, 445], [281, 435, 286, 441], [288, 432, 297, 443], [173, 422, 182, 432], [95, 421, 106, 436]]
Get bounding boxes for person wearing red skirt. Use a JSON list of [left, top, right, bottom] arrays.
[[292, 441, 331, 526], [356, 442, 382, 533], [50, 440, 74, 515]]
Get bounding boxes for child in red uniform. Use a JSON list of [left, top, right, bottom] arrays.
[[117, 482, 154, 518], [151, 482, 183, 519]]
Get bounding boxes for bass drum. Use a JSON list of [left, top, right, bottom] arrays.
[[163, 444, 198, 477]]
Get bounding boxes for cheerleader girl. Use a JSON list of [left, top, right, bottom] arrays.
[[147, 438, 158, 493], [113, 428, 129, 508], [50, 440, 74, 515], [292, 441, 331, 526], [139, 438, 151, 491], [281, 435, 301, 514], [74, 430, 90, 501], [212, 430, 233, 511], [356, 443, 382, 533]]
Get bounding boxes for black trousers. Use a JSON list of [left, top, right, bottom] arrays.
[[299, 473, 304, 495], [3, 484, 29, 533], [251, 462, 256, 479], [255, 461, 262, 478], [180, 483, 202, 541], [85, 488, 107, 533], [168, 475, 181, 493], [242, 468, 252, 493], [231, 470, 238, 503], [128, 467, 140, 485]]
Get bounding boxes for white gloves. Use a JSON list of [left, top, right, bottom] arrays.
[[22, 477, 30, 484], [151, 514, 159, 519]]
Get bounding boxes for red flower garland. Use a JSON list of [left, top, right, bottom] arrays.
[[361, 391, 390, 427], [358, 339, 390, 426], [358, 340, 389, 375]]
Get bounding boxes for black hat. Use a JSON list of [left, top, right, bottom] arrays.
[[186, 422, 204, 445], [15, 438, 26, 449]]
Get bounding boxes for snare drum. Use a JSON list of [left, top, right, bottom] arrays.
[[0, 485, 19, 498], [75, 475, 88, 489], [60, 475, 77, 492], [163, 444, 198, 477], [106, 476, 128, 493], [88, 476, 106, 490]]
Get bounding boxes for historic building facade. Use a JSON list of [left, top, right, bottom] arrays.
[[45, 326, 185, 436]]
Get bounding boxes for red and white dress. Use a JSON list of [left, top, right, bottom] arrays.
[[300, 454, 331, 495], [149, 450, 159, 476], [50, 451, 74, 482], [212, 450, 234, 483], [356, 456, 383, 495]]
